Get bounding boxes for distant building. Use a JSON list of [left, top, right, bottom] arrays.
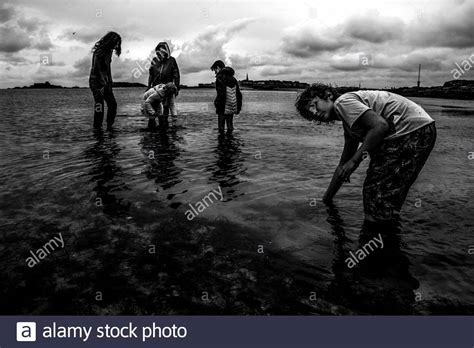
[[239, 78, 309, 90]]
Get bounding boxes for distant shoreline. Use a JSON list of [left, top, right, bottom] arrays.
[[4, 80, 474, 100]]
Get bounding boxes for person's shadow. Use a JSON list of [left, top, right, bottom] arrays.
[[325, 202, 420, 314], [84, 130, 129, 216], [206, 132, 247, 201]]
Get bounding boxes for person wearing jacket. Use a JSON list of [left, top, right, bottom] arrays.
[[148, 42, 180, 123], [89, 31, 121, 130], [210, 60, 242, 133], [141, 82, 178, 130]]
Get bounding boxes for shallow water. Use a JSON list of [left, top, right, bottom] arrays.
[[0, 88, 472, 314]]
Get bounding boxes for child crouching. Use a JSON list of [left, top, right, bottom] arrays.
[[141, 82, 177, 129]]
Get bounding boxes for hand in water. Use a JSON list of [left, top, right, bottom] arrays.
[[338, 160, 357, 183]]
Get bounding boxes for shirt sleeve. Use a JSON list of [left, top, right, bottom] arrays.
[[335, 93, 371, 128]]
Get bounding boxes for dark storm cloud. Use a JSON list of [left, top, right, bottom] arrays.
[[281, 28, 348, 58], [410, 0, 474, 48], [344, 12, 404, 43], [0, 3, 53, 53], [0, 24, 31, 52], [330, 47, 454, 73], [0, 53, 33, 65], [393, 52, 447, 72], [71, 55, 90, 78], [2, 0, 473, 89], [330, 61, 367, 72], [0, 3, 15, 22], [17, 17, 44, 31], [178, 18, 256, 74]]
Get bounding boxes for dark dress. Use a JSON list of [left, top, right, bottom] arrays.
[[89, 50, 117, 129]]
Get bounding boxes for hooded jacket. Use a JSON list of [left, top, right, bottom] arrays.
[[148, 42, 180, 89], [214, 67, 243, 115]]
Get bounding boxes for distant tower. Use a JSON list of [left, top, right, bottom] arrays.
[[246, 73, 249, 81], [358, 81, 361, 89], [417, 64, 421, 88]]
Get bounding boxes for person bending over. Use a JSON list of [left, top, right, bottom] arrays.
[[142, 82, 178, 130], [89, 31, 121, 131], [295, 84, 436, 223]]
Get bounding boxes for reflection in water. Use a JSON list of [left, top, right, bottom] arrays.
[[326, 203, 419, 314], [141, 127, 183, 199], [84, 130, 129, 216], [207, 132, 247, 201]]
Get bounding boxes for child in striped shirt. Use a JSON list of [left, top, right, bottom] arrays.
[[210, 60, 242, 133]]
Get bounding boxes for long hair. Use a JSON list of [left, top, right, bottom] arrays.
[[92, 32, 122, 56]]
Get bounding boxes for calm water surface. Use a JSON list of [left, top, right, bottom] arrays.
[[0, 88, 472, 314]]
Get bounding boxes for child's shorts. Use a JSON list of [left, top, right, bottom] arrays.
[[363, 122, 437, 221]]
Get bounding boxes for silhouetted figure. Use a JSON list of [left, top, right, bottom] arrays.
[[89, 32, 122, 131], [210, 60, 242, 133]]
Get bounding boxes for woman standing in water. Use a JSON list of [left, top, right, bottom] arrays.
[[89, 32, 122, 131], [148, 41, 180, 127]]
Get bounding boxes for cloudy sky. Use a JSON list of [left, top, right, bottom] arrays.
[[1, 0, 473, 88]]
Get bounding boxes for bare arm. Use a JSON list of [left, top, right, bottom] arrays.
[[323, 133, 360, 202], [324, 110, 389, 203], [338, 110, 389, 180], [350, 111, 388, 163]]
